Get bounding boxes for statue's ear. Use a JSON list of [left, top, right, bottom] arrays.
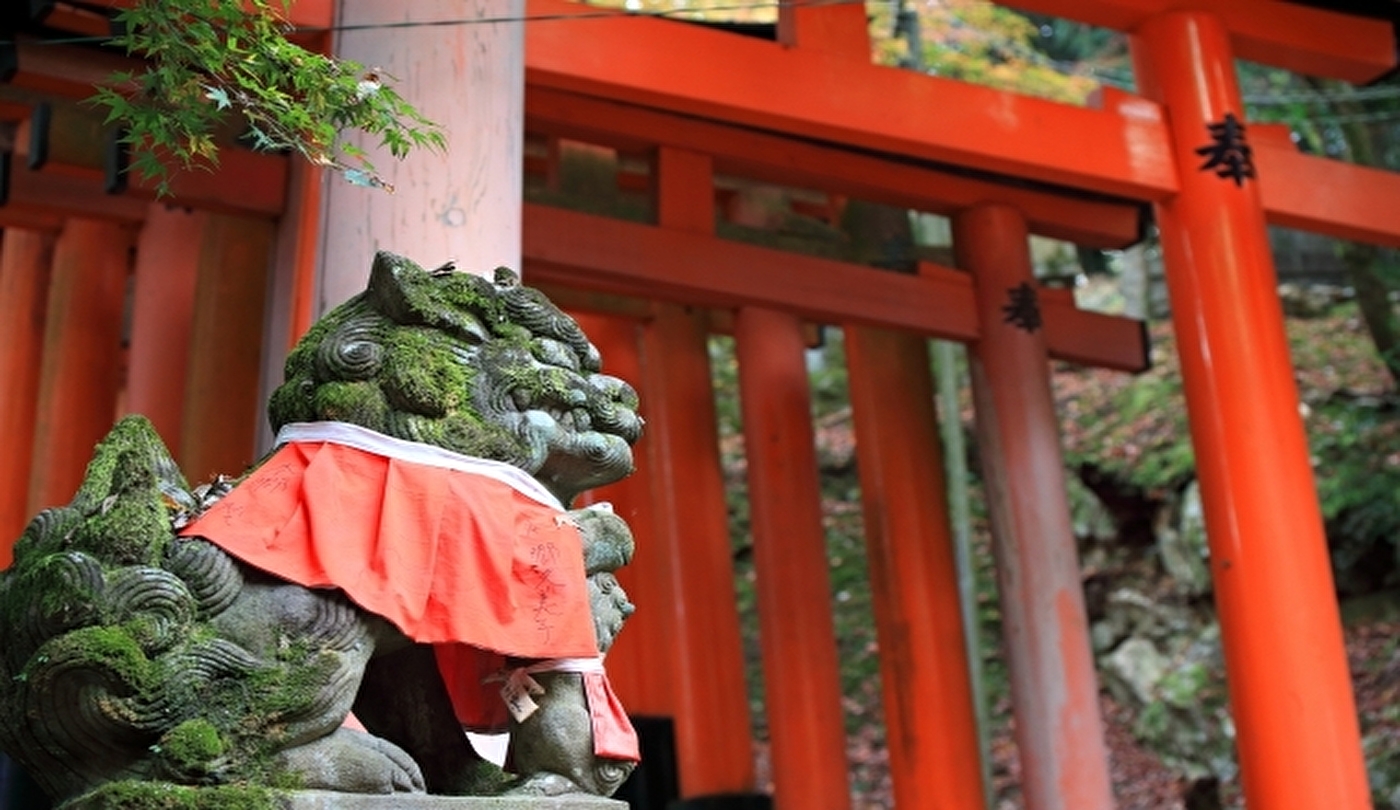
[[365, 251, 498, 342], [366, 251, 429, 324]]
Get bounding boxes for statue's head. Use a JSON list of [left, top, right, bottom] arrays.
[[269, 253, 643, 503]]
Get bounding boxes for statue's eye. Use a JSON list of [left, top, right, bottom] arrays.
[[532, 338, 579, 370]]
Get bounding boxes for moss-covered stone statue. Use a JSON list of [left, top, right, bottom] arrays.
[[0, 253, 646, 808]]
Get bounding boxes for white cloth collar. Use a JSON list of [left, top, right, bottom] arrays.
[[275, 421, 564, 511]]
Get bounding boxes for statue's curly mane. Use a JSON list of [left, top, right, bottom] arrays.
[[268, 254, 640, 498], [0, 419, 369, 801]]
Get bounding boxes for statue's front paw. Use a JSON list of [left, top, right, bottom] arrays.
[[271, 728, 426, 794], [505, 759, 635, 798], [505, 771, 587, 797]]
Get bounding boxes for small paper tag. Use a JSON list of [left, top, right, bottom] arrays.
[[500, 670, 545, 723]]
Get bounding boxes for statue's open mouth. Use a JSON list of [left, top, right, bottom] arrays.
[[504, 365, 644, 502]]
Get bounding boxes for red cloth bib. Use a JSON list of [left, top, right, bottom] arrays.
[[179, 431, 638, 761]]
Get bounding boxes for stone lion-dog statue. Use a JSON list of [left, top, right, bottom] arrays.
[[0, 252, 644, 807]]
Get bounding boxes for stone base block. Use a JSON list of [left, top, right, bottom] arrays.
[[283, 792, 625, 810], [62, 784, 625, 810]]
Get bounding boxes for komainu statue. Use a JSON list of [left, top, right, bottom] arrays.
[[0, 253, 645, 808]]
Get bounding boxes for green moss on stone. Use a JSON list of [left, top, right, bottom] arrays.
[[308, 382, 389, 432], [436, 413, 521, 461], [241, 642, 340, 729], [438, 272, 505, 321], [160, 719, 226, 772], [67, 417, 184, 566], [74, 489, 170, 567], [493, 322, 531, 344], [382, 328, 472, 416], [375, 255, 505, 333], [121, 614, 169, 653], [8, 506, 81, 562], [282, 304, 351, 380], [23, 555, 102, 626], [60, 780, 278, 810], [35, 625, 154, 692], [266, 381, 315, 430]]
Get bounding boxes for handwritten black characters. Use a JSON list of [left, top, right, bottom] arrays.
[[1002, 282, 1043, 333], [1196, 112, 1256, 187]]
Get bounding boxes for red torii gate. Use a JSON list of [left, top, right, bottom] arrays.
[[519, 3, 1396, 810], [0, 2, 1397, 809]]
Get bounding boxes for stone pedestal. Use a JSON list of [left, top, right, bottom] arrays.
[[62, 787, 625, 810], [283, 793, 624, 810]]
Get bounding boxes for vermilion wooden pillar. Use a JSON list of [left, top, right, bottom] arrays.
[[735, 306, 850, 810], [0, 229, 56, 558], [1132, 13, 1370, 809], [258, 160, 327, 453], [179, 215, 276, 482], [639, 305, 757, 798], [844, 324, 986, 810], [956, 204, 1113, 810], [29, 219, 131, 515], [643, 145, 757, 799], [569, 312, 673, 715], [125, 204, 207, 449]]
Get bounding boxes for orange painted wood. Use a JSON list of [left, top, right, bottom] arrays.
[[11, 113, 288, 217], [777, 0, 870, 59], [531, 283, 655, 321], [644, 146, 757, 795], [0, 230, 56, 561], [28, 219, 131, 514], [569, 312, 675, 717], [957, 204, 1112, 810], [287, 163, 326, 348], [150, 149, 289, 217], [526, 88, 1145, 248], [522, 204, 1149, 372], [735, 306, 850, 810], [283, 0, 334, 29], [654, 147, 714, 234], [524, 202, 975, 336], [319, 0, 524, 310], [1093, 86, 1400, 250], [640, 304, 757, 796], [845, 324, 987, 810], [1258, 143, 1400, 248], [35, 3, 113, 37], [0, 100, 31, 120], [9, 39, 136, 99], [6, 167, 149, 223], [10, 101, 104, 176], [1000, 0, 1394, 83], [91, 0, 333, 30], [525, 0, 1178, 202], [1034, 287, 1149, 371], [124, 204, 207, 450], [257, 161, 321, 454], [0, 208, 64, 233], [1131, 12, 1370, 809], [179, 215, 276, 481]]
